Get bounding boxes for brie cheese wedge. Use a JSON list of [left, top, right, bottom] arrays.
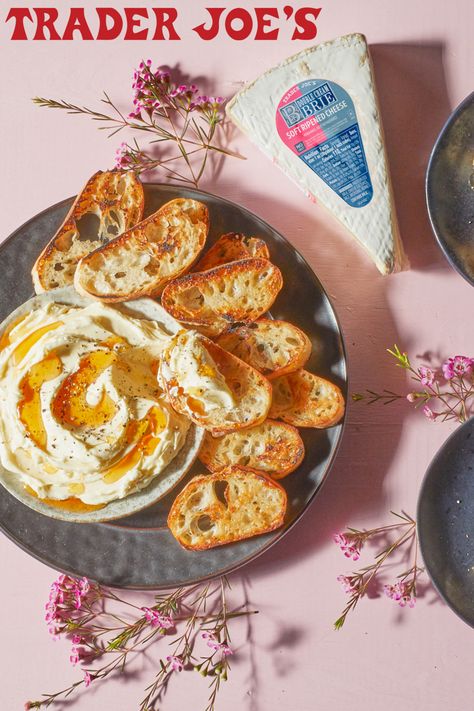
[[227, 33, 406, 274]]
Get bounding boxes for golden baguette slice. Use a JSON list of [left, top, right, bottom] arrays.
[[74, 198, 209, 302], [269, 369, 345, 428], [161, 258, 283, 337], [193, 232, 269, 271], [158, 330, 272, 435], [199, 419, 305, 479], [168, 466, 287, 550], [32, 170, 144, 293], [217, 318, 311, 379]]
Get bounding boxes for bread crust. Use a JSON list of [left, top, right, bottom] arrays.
[[74, 198, 209, 302], [32, 171, 144, 293], [269, 369, 345, 428], [167, 466, 287, 550], [217, 318, 312, 379], [161, 258, 283, 337], [198, 419, 305, 479], [193, 232, 269, 271]]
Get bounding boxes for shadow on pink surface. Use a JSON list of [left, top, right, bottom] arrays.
[[371, 41, 452, 273], [233, 42, 453, 586]]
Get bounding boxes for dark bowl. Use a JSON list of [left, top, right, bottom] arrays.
[[417, 418, 474, 627], [0, 183, 347, 589], [426, 92, 474, 286]]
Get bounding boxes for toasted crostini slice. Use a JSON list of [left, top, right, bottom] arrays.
[[198, 419, 305, 479], [158, 330, 272, 435], [161, 258, 283, 337], [32, 170, 144, 293], [167, 466, 287, 550], [74, 198, 209, 302], [217, 318, 311, 379], [269, 369, 345, 428], [193, 232, 269, 271]]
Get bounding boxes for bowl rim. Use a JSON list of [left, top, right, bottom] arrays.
[[425, 91, 474, 288]]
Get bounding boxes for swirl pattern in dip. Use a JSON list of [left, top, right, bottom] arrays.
[[0, 301, 190, 505]]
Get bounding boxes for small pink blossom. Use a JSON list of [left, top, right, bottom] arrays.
[[337, 575, 358, 595], [141, 607, 174, 630], [45, 575, 98, 638], [406, 392, 417, 403], [442, 356, 474, 380], [69, 646, 80, 666], [84, 671, 92, 688], [201, 632, 233, 655], [114, 142, 133, 170], [167, 655, 184, 672], [423, 404, 437, 421], [418, 366, 436, 386], [333, 533, 361, 561], [384, 582, 416, 608]]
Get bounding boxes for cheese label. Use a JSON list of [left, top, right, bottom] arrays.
[[276, 79, 373, 208]]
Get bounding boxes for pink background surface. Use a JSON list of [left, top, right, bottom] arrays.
[[1, 1, 473, 709]]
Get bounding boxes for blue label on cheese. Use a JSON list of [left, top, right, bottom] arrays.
[[276, 79, 373, 208]]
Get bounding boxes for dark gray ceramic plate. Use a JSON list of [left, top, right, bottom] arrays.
[[417, 418, 474, 627], [426, 91, 474, 286], [0, 184, 347, 589]]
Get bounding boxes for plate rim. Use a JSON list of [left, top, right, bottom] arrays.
[[0, 181, 348, 589], [417, 416, 474, 628], [425, 90, 474, 288]]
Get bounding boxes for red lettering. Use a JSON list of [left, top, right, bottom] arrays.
[[62, 8, 93, 41], [152, 8, 180, 40], [33, 8, 61, 40], [124, 8, 148, 40], [5, 8, 32, 40], [225, 8, 253, 40], [192, 8, 224, 40], [292, 8, 321, 40], [254, 8, 279, 40], [97, 8, 123, 40]]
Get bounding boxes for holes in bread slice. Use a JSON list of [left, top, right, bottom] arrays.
[[197, 514, 214, 532], [214, 480, 229, 507], [168, 468, 287, 549], [76, 212, 101, 243]]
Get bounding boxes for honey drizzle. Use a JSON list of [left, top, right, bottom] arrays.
[[24, 485, 104, 513], [51, 349, 117, 428], [103, 406, 167, 484], [0, 314, 28, 351], [12, 321, 63, 364], [18, 353, 63, 450]]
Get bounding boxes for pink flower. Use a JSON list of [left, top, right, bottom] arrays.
[[114, 142, 133, 170], [333, 533, 361, 561], [202, 631, 220, 650], [337, 575, 358, 595], [418, 366, 436, 386], [84, 671, 92, 688], [69, 646, 80, 666], [167, 655, 184, 672], [45, 575, 98, 638], [141, 607, 174, 630], [384, 582, 416, 608], [442, 356, 474, 380], [201, 632, 233, 655], [423, 405, 437, 421]]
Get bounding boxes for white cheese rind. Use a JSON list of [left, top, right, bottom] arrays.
[[227, 33, 406, 275]]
